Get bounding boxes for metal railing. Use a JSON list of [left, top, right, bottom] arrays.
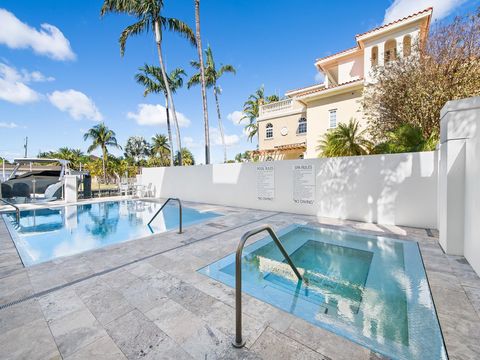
[[147, 198, 182, 234], [232, 225, 306, 348], [0, 198, 20, 222]]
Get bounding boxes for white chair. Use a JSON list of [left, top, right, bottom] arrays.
[[119, 183, 130, 196], [144, 183, 153, 197]]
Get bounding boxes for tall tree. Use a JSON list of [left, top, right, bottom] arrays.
[[364, 8, 480, 142], [241, 86, 279, 141], [101, 0, 195, 166], [151, 133, 170, 166], [174, 148, 195, 166], [135, 65, 186, 166], [124, 136, 150, 165], [83, 123, 121, 183], [193, 0, 210, 165], [317, 119, 372, 157], [188, 45, 236, 162]]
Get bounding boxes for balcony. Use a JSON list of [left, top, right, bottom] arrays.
[[259, 98, 296, 117]]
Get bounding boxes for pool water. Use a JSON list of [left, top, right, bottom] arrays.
[[3, 200, 220, 266], [199, 225, 447, 360]]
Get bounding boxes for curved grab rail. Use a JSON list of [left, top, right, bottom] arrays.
[[232, 225, 306, 348], [147, 198, 182, 234], [0, 198, 20, 222]]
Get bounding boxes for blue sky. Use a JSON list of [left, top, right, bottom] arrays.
[[0, 0, 478, 163]]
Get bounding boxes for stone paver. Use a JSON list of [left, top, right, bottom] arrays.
[[0, 318, 61, 360], [64, 335, 126, 360], [0, 200, 479, 359], [105, 309, 193, 359], [48, 307, 107, 358], [251, 326, 327, 360]]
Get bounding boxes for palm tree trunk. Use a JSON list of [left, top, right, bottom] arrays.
[[213, 85, 227, 162], [154, 20, 182, 166], [194, 0, 210, 165], [164, 96, 174, 167], [102, 147, 107, 184]]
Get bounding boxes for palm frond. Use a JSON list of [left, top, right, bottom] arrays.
[[120, 18, 149, 56], [164, 17, 196, 46]]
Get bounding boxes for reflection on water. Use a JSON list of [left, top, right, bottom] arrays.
[[5, 200, 219, 266], [210, 225, 446, 360]]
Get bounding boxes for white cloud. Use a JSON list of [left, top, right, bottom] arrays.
[[48, 89, 103, 121], [314, 72, 325, 83], [21, 69, 54, 82], [0, 121, 19, 128], [183, 136, 201, 148], [383, 0, 466, 24], [127, 104, 191, 128], [0, 62, 40, 104], [227, 110, 246, 125], [0, 8, 75, 61], [211, 128, 240, 147]]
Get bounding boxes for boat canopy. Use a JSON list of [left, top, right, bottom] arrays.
[[13, 158, 70, 165]]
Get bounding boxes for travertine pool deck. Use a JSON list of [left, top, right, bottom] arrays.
[[0, 198, 479, 359]]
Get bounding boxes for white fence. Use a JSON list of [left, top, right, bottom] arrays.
[[141, 151, 438, 229]]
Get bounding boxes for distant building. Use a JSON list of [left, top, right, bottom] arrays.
[[255, 8, 432, 160]]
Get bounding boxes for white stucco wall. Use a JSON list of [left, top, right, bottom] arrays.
[[141, 151, 437, 229], [439, 97, 480, 275], [337, 54, 364, 84]]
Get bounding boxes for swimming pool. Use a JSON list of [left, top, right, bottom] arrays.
[[199, 224, 447, 360], [3, 200, 220, 266]]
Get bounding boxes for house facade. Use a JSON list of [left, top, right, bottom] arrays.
[[255, 8, 432, 160]]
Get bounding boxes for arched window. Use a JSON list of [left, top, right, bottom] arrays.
[[384, 39, 397, 63], [266, 156, 274, 161], [371, 46, 378, 67], [266, 123, 273, 138], [298, 117, 307, 134], [403, 35, 412, 57]]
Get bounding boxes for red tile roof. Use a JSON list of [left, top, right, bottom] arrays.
[[296, 78, 363, 97], [314, 8, 432, 64], [356, 7, 432, 39], [286, 83, 325, 95], [315, 46, 359, 63]]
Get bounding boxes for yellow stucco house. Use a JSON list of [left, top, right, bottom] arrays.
[[255, 7, 432, 160]]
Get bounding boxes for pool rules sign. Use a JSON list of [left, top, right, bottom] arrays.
[[256, 165, 275, 200], [293, 164, 315, 204]]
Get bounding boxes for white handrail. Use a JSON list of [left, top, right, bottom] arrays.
[[259, 99, 293, 116]]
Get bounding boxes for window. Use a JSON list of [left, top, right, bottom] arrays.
[[403, 35, 412, 57], [298, 117, 307, 134], [266, 123, 273, 138], [371, 46, 378, 67], [329, 109, 337, 128], [384, 39, 397, 63]]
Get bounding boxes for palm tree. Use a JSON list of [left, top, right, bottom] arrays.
[[100, 0, 195, 166], [135, 65, 186, 166], [193, 0, 210, 165], [83, 123, 121, 183], [241, 86, 279, 141], [188, 45, 236, 163], [151, 133, 170, 166], [174, 148, 195, 166], [317, 119, 372, 157], [372, 124, 437, 154]]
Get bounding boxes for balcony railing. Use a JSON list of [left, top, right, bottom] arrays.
[[259, 98, 293, 117]]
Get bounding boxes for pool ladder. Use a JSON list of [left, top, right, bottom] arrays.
[[147, 197, 182, 234], [0, 198, 20, 222], [232, 225, 306, 348]]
